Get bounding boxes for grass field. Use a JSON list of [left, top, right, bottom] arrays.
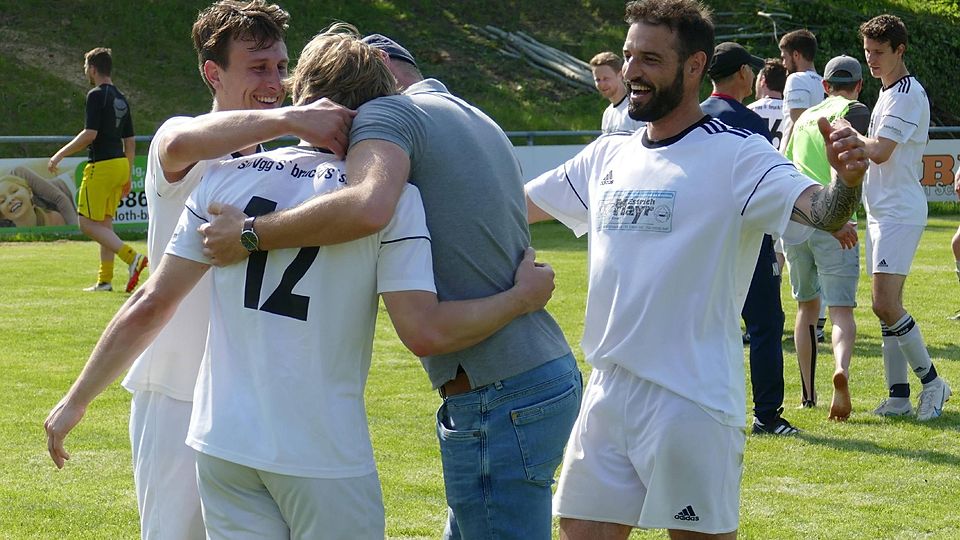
[[2, 218, 960, 539]]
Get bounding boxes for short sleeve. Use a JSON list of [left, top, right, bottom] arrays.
[[84, 89, 102, 131], [148, 117, 212, 199], [874, 91, 924, 143], [349, 96, 422, 158], [733, 135, 818, 236], [377, 185, 436, 294], [166, 169, 214, 265], [121, 99, 134, 138], [843, 102, 871, 135], [525, 139, 606, 237]]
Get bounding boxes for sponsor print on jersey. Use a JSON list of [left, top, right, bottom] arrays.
[[596, 189, 675, 233]]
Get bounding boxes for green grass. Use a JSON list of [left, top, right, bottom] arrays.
[[2, 0, 959, 160], [3, 218, 960, 539]]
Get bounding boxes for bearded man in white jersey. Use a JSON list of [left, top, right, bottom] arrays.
[[858, 14, 951, 421], [44, 3, 353, 539], [525, 1, 868, 538]]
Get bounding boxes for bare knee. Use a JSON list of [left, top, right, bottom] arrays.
[[669, 528, 737, 540], [560, 518, 631, 540]]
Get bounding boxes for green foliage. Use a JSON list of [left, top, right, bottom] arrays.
[[4, 219, 960, 538], [775, 0, 960, 126]]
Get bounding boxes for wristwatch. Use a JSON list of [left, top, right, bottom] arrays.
[[240, 216, 261, 252]]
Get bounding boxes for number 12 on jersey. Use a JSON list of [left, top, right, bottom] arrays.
[[242, 196, 318, 321]]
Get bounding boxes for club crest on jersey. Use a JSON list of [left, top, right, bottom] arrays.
[[596, 189, 674, 233]]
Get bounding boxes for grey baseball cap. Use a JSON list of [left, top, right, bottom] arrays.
[[823, 55, 862, 83], [361, 33, 417, 68]]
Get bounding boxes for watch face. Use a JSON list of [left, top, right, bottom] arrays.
[[240, 230, 259, 252]]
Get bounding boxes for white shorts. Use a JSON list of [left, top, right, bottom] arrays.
[[129, 390, 204, 540], [865, 222, 924, 275], [553, 366, 745, 534], [196, 453, 384, 540]]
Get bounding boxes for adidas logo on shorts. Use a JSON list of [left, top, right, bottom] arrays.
[[674, 505, 700, 521], [878, 258, 888, 268]]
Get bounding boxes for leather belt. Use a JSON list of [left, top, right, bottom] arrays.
[[439, 367, 472, 398]]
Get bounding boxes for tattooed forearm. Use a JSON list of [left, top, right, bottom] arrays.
[[791, 180, 862, 232]]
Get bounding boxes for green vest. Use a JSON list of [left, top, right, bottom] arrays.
[[784, 95, 853, 186]]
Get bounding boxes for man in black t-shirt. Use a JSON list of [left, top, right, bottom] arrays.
[[49, 47, 146, 292]]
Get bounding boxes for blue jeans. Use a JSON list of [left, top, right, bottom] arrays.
[[437, 353, 582, 540]]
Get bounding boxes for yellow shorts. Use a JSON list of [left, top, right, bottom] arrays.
[[77, 157, 130, 221]]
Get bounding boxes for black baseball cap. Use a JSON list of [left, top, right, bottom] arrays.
[[361, 33, 417, 68], [708, 42, 764, 79]]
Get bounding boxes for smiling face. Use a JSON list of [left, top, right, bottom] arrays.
[[622, 22, 688, 123], [592, 64, 625, 102], [0, 177, 34, 224], [863, 37, 904, 83], [206, 37, 288, 111]]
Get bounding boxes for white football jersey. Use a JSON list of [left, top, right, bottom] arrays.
[[780, 70, 825, 152], [168, 145, 436, 478], [122, 116, 218, 401], [526, 119, 816, 426], [863, 75, 930, 226], [602, 95, 646, 134], [748, 97, 784, 148]]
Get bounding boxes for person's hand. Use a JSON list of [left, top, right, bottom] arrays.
[[47, 156, 62, 174], [820, 117, 868, 187], [121, 180, 132, 199], [511, 247, 555, 313], [286, 98, 357, 158], [199, 202, 250, 266], [831, 222, 858, 249], [44, 398, 86, 469]]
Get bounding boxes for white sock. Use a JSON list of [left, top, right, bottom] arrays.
[[881, 323, 910, 396], [890, 313, 934, 382]]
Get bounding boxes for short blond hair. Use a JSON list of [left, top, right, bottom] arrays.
[[286, 23, 396, 109], [590, 51, 623, 72]]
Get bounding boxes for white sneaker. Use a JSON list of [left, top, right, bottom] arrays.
[[83, 282, 112, 292], [916, 378, 951, 421], [873, 397, 912, 417]]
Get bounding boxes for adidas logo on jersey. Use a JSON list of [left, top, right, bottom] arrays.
[[878, 259, 888, 268], [600, 171, 614, 185], [674, 505, 700, 521]]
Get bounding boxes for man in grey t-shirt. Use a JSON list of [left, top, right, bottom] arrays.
[[199, 31, 580, 540]]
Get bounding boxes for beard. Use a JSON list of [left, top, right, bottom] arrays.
[[627, 64, 685, 122]]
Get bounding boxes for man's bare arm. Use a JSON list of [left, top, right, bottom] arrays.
[[43, 256, 208, 468], [527, 195, 554, 224], [860, 135, 898, 165], [48, 129, 97, 173], [382, 248, 554, 357], [199, 139, 409, 265], [161, 99, 356, 182], [790, 117, 868, 232]]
